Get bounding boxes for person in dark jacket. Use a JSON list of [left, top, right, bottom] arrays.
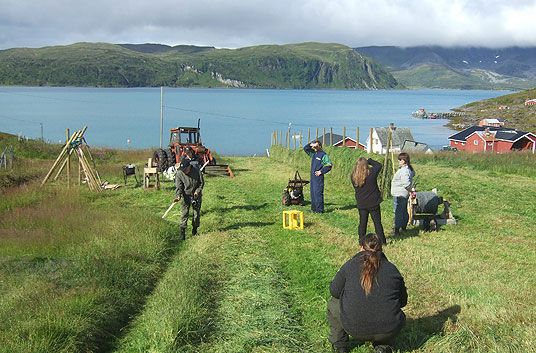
[[351, 157, 386, 245], [304, 140, 332, 213], [327, 233, 407, 353], [174, 156, 204, 240]]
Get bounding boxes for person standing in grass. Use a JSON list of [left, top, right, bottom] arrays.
[[327, 233, 407, 353], [390, 152, 415, 236], [174, 156, 204, 240], [351, 157, 386, 245], [304, 140, 332, 213]]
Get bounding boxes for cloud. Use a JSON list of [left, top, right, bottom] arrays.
[[0, 0, 535, 49]]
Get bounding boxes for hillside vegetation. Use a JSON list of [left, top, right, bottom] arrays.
[[391, 64, 533, 90], [450, 88, 536, 131], [1, 141, 535, 353], [0, 42, 399, 89], [356, 46, 536, 90]]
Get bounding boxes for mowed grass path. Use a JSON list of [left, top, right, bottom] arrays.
[[114, 151, 535, 353], [1, 149, 535, 352]]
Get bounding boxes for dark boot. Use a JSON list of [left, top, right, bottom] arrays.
[[192, 226, 198, 236], [179, 227, 186, 241], [331, 344, 350, 353], [374, 345, 393, 353]]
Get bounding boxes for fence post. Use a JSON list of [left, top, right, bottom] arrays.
[[330, 127, 333, 146], [369, 128, 373, 153], [322, 128, 326, 146], [343, 126, 346, 147], [307, 128, 311, 145], [356, 127, 359, 150], [299, 131, 302, 149], [316, 128, 319, 141], [66, 128, 71, 188]]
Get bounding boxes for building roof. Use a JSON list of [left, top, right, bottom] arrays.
[[312, 133, 356, 146], [401, 140, 432, 153], [449, 126, 532, 142], [374, 127, 414, 147]]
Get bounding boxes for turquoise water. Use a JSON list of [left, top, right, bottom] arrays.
[[0, 87, 509, 155]]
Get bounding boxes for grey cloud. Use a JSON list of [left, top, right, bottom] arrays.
[[0, 0, 535, 49]]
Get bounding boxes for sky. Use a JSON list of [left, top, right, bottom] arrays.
[[0, 0, 535, 50]]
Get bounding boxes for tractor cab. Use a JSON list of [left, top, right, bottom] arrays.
[[170, 127, 201, 146]]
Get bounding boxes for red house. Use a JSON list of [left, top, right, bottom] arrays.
[[314, 133, 366, 150], [448, 126, 536, 153]]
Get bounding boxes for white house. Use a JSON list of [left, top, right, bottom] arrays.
[[366, 125, 415, 154]]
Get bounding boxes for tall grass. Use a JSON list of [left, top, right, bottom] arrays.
[[0, 181, 177, 352]]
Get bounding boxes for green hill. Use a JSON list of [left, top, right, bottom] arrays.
[[391, 64, 535, 90], [450, 88, 536, 131], [356, 46, 536, 90], [0, 42, 400, 89]]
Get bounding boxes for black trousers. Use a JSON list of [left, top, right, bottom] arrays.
[[327, 297, 401, 349], [358, 205, 386, 245]]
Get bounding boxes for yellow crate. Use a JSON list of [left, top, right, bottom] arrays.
[[282, 210, 304, 230]]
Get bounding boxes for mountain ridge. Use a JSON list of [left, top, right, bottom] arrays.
[[355, 46, 536, 89], [0, 42, 399, 89]]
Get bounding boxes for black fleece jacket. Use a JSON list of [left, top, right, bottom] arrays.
[[352, 158, 383, 209], [330, 251, 407, 337]]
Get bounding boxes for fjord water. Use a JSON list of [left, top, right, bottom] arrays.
[[0, 87, 509, 155]]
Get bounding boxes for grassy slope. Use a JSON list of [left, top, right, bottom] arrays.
[[391, 64, 536, 90], [0, 42, 399, 89], [450, 88, 536, 131], [1, 147, 535, 352]]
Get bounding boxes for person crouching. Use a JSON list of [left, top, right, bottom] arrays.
[[174, 156, 204, 240], [327, 233, 407, 353]]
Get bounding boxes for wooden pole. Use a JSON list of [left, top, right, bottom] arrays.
[[356, 127, 359, 150], [369, 127, 373, 153], [330, 127, 333, 146], [279, 130, 283, 146], [299, 131, 302, 148], [293, 131, 297, 150], [322, 128, 326, 146], [66, 128, 70, 187], [286, 130, 290, 149], [307, 128, 311, 144], [41, 126, 86, 186], [316, 128, 319, 141], [343, 126, 346, 147]]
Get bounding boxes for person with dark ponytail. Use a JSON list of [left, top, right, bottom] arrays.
[[390, 152, 415, 236], [351, 157, 386, 245], [327, 233, 407, 353]]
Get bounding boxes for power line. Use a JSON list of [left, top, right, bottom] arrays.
[[0, 89, 95, 103], [0, 114, 44, 139], [163, 105, 305, 127]]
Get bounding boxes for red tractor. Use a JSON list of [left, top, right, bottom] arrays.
[[152, 120, 233, 177]]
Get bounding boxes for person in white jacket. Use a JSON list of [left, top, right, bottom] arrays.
[[390, 153, 415, 236]]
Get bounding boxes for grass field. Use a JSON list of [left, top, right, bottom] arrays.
[[0, 145, 535, 352]]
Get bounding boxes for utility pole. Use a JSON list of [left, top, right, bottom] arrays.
[[40, 123, 44, 141], [160, 87, 163, 149]]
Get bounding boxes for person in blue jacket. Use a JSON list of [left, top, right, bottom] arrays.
[[304, 140, 332, 213]]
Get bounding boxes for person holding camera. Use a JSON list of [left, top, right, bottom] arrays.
[[174, 156, 204, 240], [351, 157, 386, 245], [327, 233, 407, 353], [304, 140, 332, 213], [390, 152, 415, 236]]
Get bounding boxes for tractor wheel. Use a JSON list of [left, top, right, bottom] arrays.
[[153, 149, 168, 172], [166, 149, 176, 167]]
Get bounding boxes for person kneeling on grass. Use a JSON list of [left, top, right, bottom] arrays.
[[327, 233, 407, 353]]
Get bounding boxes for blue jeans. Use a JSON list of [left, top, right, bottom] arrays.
[[393, 196, 409, 230]]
